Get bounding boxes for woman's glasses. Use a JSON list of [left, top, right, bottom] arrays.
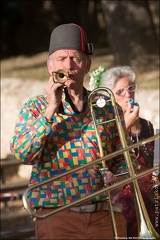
[[114, 84, 137, 96]]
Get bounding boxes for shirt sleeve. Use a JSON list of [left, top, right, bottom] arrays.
[[10, 97, 52, 165]]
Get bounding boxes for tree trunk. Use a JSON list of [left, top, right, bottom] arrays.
[[101, 0, 159, 72]]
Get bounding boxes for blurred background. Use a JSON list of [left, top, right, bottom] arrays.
[[1, 0, 159, 68], [1, 1, 159, 239]]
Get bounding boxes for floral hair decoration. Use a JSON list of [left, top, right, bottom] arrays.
[[89, 66, 108, 91]]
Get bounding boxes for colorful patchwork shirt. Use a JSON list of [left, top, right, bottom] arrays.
[[10, 90, 138, 208]]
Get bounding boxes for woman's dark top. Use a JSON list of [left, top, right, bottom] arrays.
[[119, 118, 159, 237]]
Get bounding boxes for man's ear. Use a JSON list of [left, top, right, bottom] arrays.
[[85, 57, 91, 74], [47, 58, 53, 75]]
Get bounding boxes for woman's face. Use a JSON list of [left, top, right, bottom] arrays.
[[112, 77, 136, 112]]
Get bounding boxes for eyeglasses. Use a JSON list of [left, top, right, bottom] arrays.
[[114, 84, 137, 96]]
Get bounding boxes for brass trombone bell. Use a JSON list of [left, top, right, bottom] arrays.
[[52, 69, 68, 84]]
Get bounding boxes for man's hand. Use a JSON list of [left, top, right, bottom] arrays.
[[44, 76, 64, 120], [103, 171, 126, 205]]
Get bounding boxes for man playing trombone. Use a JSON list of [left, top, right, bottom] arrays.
[[10, 23, 138, 239]]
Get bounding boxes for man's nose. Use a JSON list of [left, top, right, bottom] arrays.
[[63, 59, 72, 70]]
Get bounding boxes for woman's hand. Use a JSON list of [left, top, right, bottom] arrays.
[[124, 101, 140, 130]]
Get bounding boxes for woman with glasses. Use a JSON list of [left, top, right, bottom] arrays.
[[89, 66, 157, 237]]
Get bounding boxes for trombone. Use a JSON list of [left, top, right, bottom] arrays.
[[22, 87, 160, 239], [89, 87, 159, 239]]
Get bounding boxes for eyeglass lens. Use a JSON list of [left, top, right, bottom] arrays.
[[115, 84, 137, 96], [128, 84, 137, 92]]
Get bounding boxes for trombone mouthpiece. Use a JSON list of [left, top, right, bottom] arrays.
[[52, 69, 68, 84]]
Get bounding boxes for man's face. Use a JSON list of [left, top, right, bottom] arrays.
[[47, 49, 91, 88]]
